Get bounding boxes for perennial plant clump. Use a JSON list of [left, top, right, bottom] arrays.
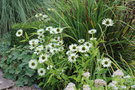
[[15, 15, 135, 89]]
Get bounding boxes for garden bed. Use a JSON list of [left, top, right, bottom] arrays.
[[0, 0, 134, 90]]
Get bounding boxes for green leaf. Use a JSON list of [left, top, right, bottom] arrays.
[[20, 39, 27, 43], [25, 32, 29, 40]]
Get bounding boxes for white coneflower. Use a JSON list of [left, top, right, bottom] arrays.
[[29, 39, 39, 45], [37, 45, 44, 50], [38, 35, 45, 40], [46, 26, 53, 31], [101, 58, 111, 67], [78, 45, 89, 53], [102, 18, 114, 27], [47, 65, 53, 70], [68, 53, 78, 62], [39, 54, 48, 63], [84, 42, 92, 48], [83, 85, 91, 90], [50, 48, 58, 55], [94, 79, 107, 87], [16, 29, 23, 37], [131, 85, 135, 88], [90, 37, 97, 41], [52, 36, 61, 42], [66, 50, 74, 56], [64, 82, 75, 90], [83, 72, 90, 78], [57, 46, 64, 52], [34, 45, 44, 55], [58, 40, 64, 45], [78, 39, 85, 43], [29, 59, 38, 69], [48, 43, 57, 49], [29, 39, 39, 49], [53, 27, 63, 34], [34, 49, 40, 55], [88, 29, 97, 34], [123, 75, 131, 79], [40, 39, 45, 43], [69, 44, 78, 52], [49, 28, 55, 34], [112, 69, 124, 77], [37, 29, 45, 35], [38, 68, 46, 76]]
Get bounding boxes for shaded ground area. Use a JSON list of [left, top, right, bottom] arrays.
[[0, 70, 36, 90]]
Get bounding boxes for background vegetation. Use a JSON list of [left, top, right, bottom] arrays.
[[0, 0, 45, 36]]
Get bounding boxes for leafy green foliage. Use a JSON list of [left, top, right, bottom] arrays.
[[0, 33, 11, 56], [10, 28, 37, 46], [0, 46, 36, 86]]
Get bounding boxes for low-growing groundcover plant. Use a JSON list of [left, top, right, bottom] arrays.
[[15, 15, 135, 89], [0, 45, 36, 86]]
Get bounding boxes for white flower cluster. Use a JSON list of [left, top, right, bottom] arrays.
[[83, 72, 90, 78], [28, 26, 64, 76], [94, 79, 107, 87], [108, 81, 118, 90], [108, 81, 128, 90], [64, 83, 91, 90], [64, 82, 76, 90], [112, 69, 124, 77], [108, 70, 135, 90], [66, 41, 92, 63], [46, 26, 64, 34], [35, 13, 50, 21], [83, 85, 91, 90]]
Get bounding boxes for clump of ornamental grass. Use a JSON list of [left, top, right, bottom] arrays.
[[16, 15, 135, 89], [44, 0, 135, 68], [0, 0, 47, 36]]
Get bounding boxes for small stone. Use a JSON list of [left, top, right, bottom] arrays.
[[0, 81, 3, 84]]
